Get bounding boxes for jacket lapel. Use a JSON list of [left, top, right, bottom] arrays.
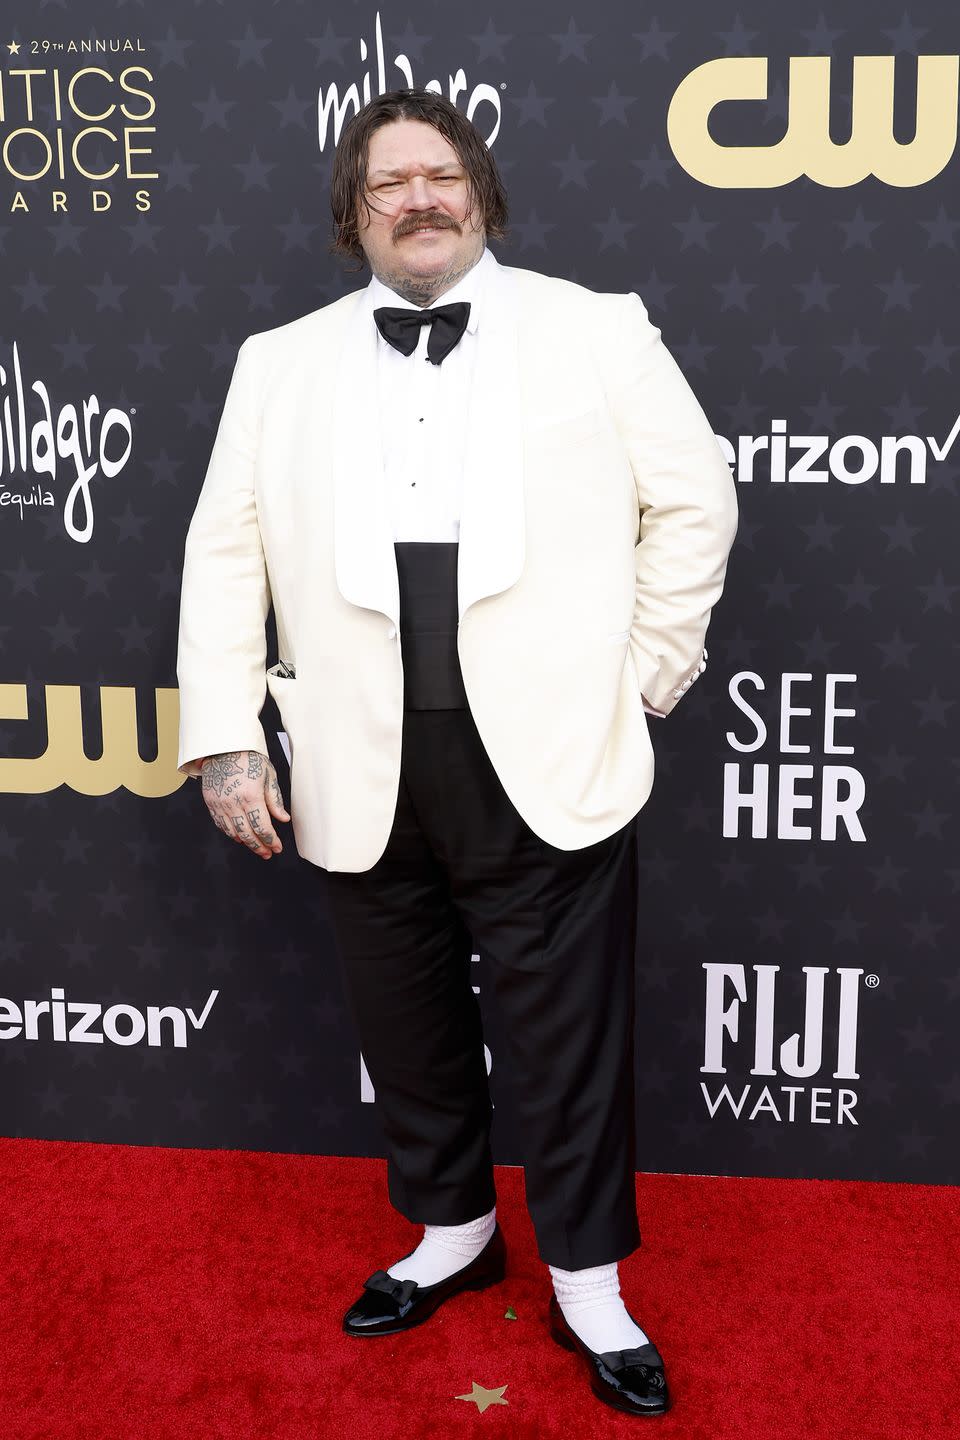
[[330, 254, 524, 631], [331, 289, 399, 627], [457, 257, 524, 622]]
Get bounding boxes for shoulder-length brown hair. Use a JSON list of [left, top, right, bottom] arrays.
[[329, 88, 509, 270]]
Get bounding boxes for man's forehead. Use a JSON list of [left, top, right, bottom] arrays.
[[366, 123, 461, 176]]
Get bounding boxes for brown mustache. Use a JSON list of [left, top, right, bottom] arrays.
[[395, 216, 460, 238]]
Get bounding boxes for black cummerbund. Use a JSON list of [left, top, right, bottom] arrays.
[[394, 540, 468, 711]]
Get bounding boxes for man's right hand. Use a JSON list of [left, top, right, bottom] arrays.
[[200, 752, 291, 859]]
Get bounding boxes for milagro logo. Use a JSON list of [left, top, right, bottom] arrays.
[[0, 340, 133, 541], [317, 10, 503, 150], [0, 986, 219, 1049], [700, 962, 874, 1125]]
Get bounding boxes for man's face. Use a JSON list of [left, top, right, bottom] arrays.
[[357, 118, 485, 298]]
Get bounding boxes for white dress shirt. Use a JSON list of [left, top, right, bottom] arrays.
[[368, 245, 494, 542], [366, 247, 665, 719]]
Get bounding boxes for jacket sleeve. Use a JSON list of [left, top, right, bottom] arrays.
[[175, 336, 272, 777], [604, 291, 738, 717]]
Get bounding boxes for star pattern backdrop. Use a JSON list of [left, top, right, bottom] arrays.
[[1, 0, 957, 1185]]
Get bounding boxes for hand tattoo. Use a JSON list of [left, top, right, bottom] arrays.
[[202, 753, 243, 796], [246, 808, 271, 843], [247, 752, 264, 780]]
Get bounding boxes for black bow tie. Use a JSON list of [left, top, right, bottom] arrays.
[[373, 301, 471, 366]]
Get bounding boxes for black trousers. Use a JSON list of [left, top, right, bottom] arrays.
[[318, 543, 642, 1270]]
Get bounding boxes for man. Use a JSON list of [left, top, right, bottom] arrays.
[[176, 88, 737, 1418]]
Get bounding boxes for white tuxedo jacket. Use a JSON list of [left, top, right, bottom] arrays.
[[176, 253, 738, 871]]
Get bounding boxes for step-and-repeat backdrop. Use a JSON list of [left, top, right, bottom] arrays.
[[1, 2, 956, 1185]]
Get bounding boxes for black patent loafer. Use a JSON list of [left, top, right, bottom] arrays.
[[548, 1293, 671, 1416], [342, 1221, 507, 1336]]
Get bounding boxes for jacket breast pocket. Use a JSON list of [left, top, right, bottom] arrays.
[[525, 405, 609, 450]]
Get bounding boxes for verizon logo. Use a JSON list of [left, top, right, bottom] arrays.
[[0, 987, 220, 1049]]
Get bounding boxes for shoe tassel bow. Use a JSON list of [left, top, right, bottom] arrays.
[[597, 1342, 666, 1390], [362, 1269, 419, 1308]]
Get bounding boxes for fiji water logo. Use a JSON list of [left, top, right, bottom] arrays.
[[699, 962, 877, 1125], [316, 10, 503, 150]]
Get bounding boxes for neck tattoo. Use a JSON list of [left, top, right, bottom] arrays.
[[374, 251, 482, 308]]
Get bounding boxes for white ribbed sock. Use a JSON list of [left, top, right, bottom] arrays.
[[386, 1205, 497, 1286], [549, 1260, 650, 1353]]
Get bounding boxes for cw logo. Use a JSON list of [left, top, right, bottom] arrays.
[[0, 683, 185, 796], [668, 54, 959, 187]]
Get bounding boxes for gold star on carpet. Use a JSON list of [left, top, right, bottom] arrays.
[[455, 1381, 508, 1413]]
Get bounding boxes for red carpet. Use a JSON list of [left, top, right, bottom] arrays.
[[4, 1138, 957, 1439]]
